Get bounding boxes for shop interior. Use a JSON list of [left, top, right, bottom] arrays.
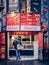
[[7, 32, 39, 60]]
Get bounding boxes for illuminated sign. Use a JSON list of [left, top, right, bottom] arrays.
[[6, 13, 20, 31], [9, 32, 36, 35], [6, 13, 41, 31], [21, 13, 41, 31]]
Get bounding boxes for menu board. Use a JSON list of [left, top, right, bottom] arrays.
[[0, 46, 6, 59], [6, 13, 20, 31], [6, 13, 41, 31], [0, 33, 5, 44], [21, 13, 41, 31]]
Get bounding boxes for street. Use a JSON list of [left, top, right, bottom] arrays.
[[0, 60, 49, 65]]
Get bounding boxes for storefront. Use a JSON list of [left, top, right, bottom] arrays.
[[6, 13, 42, 60], [0, 32, 43, 60], [7, 32, 39, 60], [0, 0, 48, 61]]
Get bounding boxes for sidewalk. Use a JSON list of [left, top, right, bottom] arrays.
[[0, 60, 49, 65]]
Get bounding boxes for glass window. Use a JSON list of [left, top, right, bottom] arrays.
[[31, 35, 34, 41]]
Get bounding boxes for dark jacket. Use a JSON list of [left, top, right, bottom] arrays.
[[13, 40, 18, 49], [13, 39, 21, 49]]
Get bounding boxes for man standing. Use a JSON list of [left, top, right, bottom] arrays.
[[13, 38, 21, 60]]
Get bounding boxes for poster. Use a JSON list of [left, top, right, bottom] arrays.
[[0, 46, 6, 59], [21, 13, 41, 31], [0, 33, 5, 44], [38, 32, 43, 49], [6, 13, 20, 31], [0, 33, 6, 59]]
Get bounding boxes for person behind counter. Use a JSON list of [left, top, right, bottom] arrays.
[[13, 37, 21, 60]]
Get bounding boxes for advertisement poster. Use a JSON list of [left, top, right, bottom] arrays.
[[21, 13, 41, 31], [9, 0, 19, 13], [0, 33, 5, 44], [38, 32, 43, 49], [0, 33, 6, 59], [6, 13, 20, 31], [0, 46, 6, 59]]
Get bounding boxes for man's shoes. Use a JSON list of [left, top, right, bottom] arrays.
[[18, 58, 21, 61]]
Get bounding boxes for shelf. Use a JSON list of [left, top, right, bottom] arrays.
[[9, 49, 34, 50], [0, 6, 4, 11], [22, 44, 33, 45]]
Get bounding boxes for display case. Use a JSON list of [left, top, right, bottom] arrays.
[[9, 32, 38, 50], [9, 35, 35, 50], [21, 35, 33, 50]]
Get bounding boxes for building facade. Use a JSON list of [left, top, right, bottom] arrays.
[[0, 0, 49, 61]]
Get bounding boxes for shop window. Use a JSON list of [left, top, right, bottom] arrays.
[[31, 35, 34, 41], [22, 38, 30, 41]]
